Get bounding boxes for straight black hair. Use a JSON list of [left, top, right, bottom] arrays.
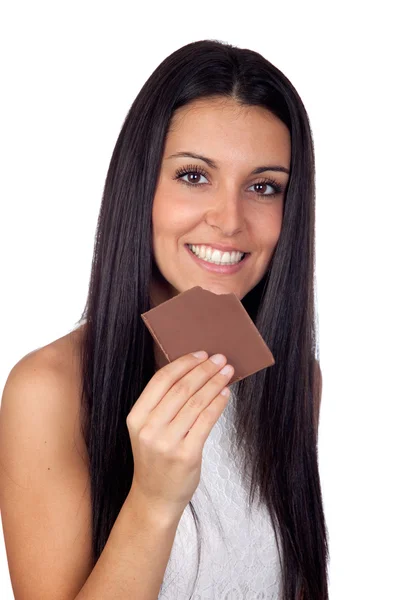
[[76, 39, 329, 599]]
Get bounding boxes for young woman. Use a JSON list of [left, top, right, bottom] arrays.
[[0, 39, 329, 599]]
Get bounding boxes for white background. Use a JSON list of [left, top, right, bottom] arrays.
[[1, 1, 399, 598]]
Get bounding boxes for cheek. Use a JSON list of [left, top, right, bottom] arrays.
[[270, 206, 283, 238], [253, 204, 283, 247], [152, 190, 203, 237]]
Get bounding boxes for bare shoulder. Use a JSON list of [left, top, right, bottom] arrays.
[[2, 323, 88, 466], [0, 324, 94, 599], [313, 359, 322, 394]]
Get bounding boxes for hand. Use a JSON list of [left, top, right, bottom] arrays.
[[126, 351, 234, 522]]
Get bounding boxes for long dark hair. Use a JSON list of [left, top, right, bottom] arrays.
[[76, 39, 329, 599]]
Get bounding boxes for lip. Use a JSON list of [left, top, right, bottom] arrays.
[[185, 244, 251, 274], [187, 242, 247, 253]]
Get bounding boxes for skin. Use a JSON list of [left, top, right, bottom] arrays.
[[151, 96, 291, 301], [150, 96, 291, 366]]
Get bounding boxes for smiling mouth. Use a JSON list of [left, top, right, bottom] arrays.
[[186, 243, 248, 254], [185, 244, 250, 266]]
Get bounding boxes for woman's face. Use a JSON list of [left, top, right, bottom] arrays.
[[151, 96, 291, 305]]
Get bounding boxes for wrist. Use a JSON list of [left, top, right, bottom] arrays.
[[127, 483, 182, 531]]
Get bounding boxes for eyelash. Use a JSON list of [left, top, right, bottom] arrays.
[[173, 164, 284, 197]]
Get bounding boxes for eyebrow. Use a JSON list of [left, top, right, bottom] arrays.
[[166, 151, 290, 175]]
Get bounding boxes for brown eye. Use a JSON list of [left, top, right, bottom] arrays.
[[248, 178, 284, 197], [181, 172, 207, 184], [173, 165, 209, 187]]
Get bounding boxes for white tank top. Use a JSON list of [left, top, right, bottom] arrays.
[[158, 383, 283, 599]]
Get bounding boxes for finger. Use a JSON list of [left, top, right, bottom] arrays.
[[131, 351, 209, 422], [167, 364, 234, 441], [183, 387, 231, 450], [148, 355, 228, 427]]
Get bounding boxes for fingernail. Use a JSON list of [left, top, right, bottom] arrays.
[[192, 351, 208, 359], [210, 354, 225, 365], [220, 364, 233, 377]]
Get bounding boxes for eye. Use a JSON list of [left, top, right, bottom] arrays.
[[173, 164, 209, 187], [248, 178, 284, 197]]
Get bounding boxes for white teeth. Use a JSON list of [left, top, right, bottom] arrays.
[[211, 249, 221, 262], [188, 244, 244, 265]]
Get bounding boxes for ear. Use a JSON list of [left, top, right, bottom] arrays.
[[313, 359, 323, 436]]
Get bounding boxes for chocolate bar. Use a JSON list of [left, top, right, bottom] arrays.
[[141, 286, 274, 384]]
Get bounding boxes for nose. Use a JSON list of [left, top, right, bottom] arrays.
[[205, 186, 244, 236]]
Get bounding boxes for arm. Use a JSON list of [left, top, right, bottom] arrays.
[[76, 484, 179, 600], [0, 351, 179, 600]]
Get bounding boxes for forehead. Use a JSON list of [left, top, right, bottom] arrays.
[[165, 97, 291, 166]]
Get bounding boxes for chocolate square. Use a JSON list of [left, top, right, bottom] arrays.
[[141, 286, 274, 384]]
